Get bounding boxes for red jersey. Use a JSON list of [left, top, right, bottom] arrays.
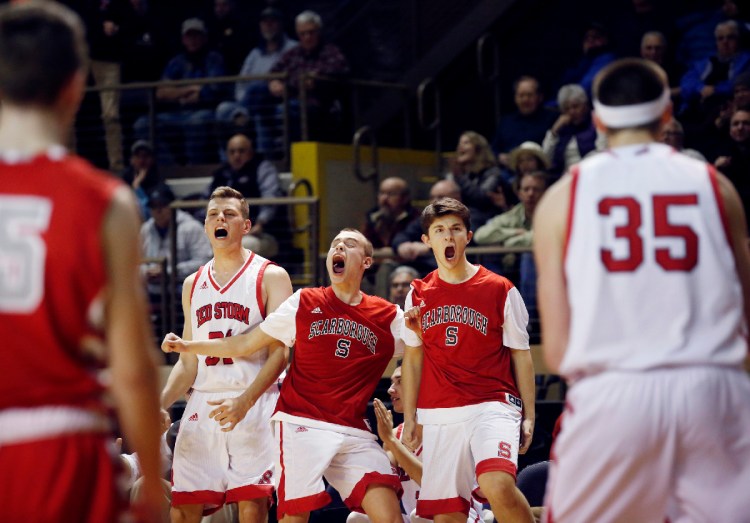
[[0, 148, 121, 412], [260, 287, 404, 436], [403, 265, 530, 410]]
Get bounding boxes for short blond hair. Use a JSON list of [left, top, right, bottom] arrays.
[[208, 186, 249, 219]]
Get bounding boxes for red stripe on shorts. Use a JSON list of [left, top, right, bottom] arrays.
[[343, 470, 403, 511], [226, 484, 274, 504], [417, 497, 470, 518], [476, 457, 517, 480]]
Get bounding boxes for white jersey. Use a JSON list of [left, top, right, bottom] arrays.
[[563, 143, 747, 378], [190, 251, 272, 392]]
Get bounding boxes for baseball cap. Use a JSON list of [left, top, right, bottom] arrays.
[[260, 7, 283, 20], [147, 183, 176, 208], [131, 139, 153, 155], [182, 18, 207, 35]]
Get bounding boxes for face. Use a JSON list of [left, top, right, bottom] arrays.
[[296, 21, 320, 52], [422, 214, 472, 270], [429, 181, 461, 202], [734, 84, 750, 108], [182, 30, 207, 53], [518, 175, 546, 217], [260, 17, 281, 41], [387, 367, 404, 413], [130, 149, 154, 171], [641, 34, 665, 63], [516, 152, 543, 174], [378, 178, 409, 216], [660, 121, 683, 148], [204, 197, 250, 250], [389, 272, 415, 309], [226, 136, 253, 171], [583, 29, 607, 54], [730, 110, 750, 142], [150, 205, 172, 229], [214, 0, 232, 19], [716, 26, 739, 59], [514, 79, 543, 115], [326, 230, 372, 284], [564, 98, 589, 125], [456, 134, 477, 166]]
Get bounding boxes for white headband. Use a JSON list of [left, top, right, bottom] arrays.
[[593, 88, 670, 128]]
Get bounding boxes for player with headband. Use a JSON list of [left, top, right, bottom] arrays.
[[534, 58, 750, 521]]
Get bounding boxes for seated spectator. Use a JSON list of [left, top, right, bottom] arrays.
[[392, 179, 470, 276], [133, 18, 228, 165], [660, 119, 706, 161], [206, 0, 253, 75], [556, 21, 617, 100], [715, 108, 750, 224], [640, 30, 683, 99], [543, 84, 605, 179], [268, 10, 349, 143], [140, 183, 212, 308], [450, 130, 514, 226], [119, 140, 162, 220], [679, 20, 750, 118], [508, 141, 551, 182], [215, 7, 298, 155], [473, 171, 548, 276], [491, 76, 557, 170], [208, 134, 282, 258], [388, 265, 419, 310]]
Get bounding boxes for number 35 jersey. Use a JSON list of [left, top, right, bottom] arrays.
[[563, 143, 747, 378], [189, 252, 272, 392]]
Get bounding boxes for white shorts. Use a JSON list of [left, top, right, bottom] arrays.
[[544, 367, 750, 523], [273, 420, 401, 518], [172, 389, 277, 513], [417, 401, 522, 518]]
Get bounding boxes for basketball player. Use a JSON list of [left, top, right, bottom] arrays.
[[0, 3, 163, 522], [162, 228, 405, 523], [346, 365, 485, 523], [400, 197, 536, 523], [533, 58, 750, 522], [159, 186, 293, 522]]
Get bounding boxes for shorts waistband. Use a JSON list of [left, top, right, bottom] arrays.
[[0, 406, 111, 445]]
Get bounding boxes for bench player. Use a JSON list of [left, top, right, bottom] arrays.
[[0, 2, 163, 521], [159, 186, 293, 522], [534, 58, 750, 521], [163, 228, 405, 523]]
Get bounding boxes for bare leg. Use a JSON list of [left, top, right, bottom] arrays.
[[477, 471, 533, 523], [360, 485, 402, 523], [171, 503, 204, 523], [279, 512, 310, 523], [238, 498, 269, 523]]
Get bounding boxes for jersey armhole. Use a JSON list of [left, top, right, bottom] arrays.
[[189, 265, 205, 305], [707, 164, 735, 250], [563, 165, 580, 265], [256, 261, 273, 319]]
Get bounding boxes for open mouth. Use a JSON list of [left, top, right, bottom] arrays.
[[215, 228, 228, 239], [332, 254, 345, 274], [445, 245, 456, 261]]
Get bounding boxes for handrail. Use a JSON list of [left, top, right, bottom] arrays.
[[83, 72, 289, 93], [352, 126, 379, 185]]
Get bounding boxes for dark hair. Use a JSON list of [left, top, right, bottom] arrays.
[[0, 2, 87, 106], [421, 197, 471, 233], [209, 186, 250, 219], [593, 58, 666, 132]]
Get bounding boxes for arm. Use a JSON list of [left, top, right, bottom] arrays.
[[401, 344, 423, 451], [532, 176, 572, 373], [473, 211, 524, 245], [160, 274, 199, 411], [103, 187, 163, 519], [510, 348, 536, 454], [374, 399, 423, 485]]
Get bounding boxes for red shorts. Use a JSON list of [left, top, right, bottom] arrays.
[[0, 432, 123, 523]]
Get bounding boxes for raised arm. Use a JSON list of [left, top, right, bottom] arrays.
[[374, 399, 423, 485], [533, 175, 572, 373], [103, 187, 163, 518], [162, 322, 281, 358]]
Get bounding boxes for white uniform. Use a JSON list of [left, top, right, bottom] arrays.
[[172, 252, 279, 513], [546, 143, 750, 522]]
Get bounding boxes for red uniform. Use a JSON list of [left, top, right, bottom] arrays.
[[0, 148, 123, 522]]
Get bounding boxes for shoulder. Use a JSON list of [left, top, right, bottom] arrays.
[[262, 263, 292, 285]]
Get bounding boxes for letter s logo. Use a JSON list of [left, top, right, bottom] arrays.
[[445, 326, 458, 346], [335, 339, 351, 358]]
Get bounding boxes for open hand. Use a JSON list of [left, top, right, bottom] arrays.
[[207, 396, 253, 432]]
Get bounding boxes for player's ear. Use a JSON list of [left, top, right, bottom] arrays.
[[421, 233, 430, 245], [660, 102, 673, 126], [363, 255, 373, 269], [592, 112, 607, 133], [243, 218, 252, 234], [466, 230, 473, 243]]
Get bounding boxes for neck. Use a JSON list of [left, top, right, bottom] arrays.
[[606, 129, 656, 148], [211, 245, 250, 281], [437, 258, 477, 284], [331, 279, 364, 306], [0, 105, 68, 154]]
